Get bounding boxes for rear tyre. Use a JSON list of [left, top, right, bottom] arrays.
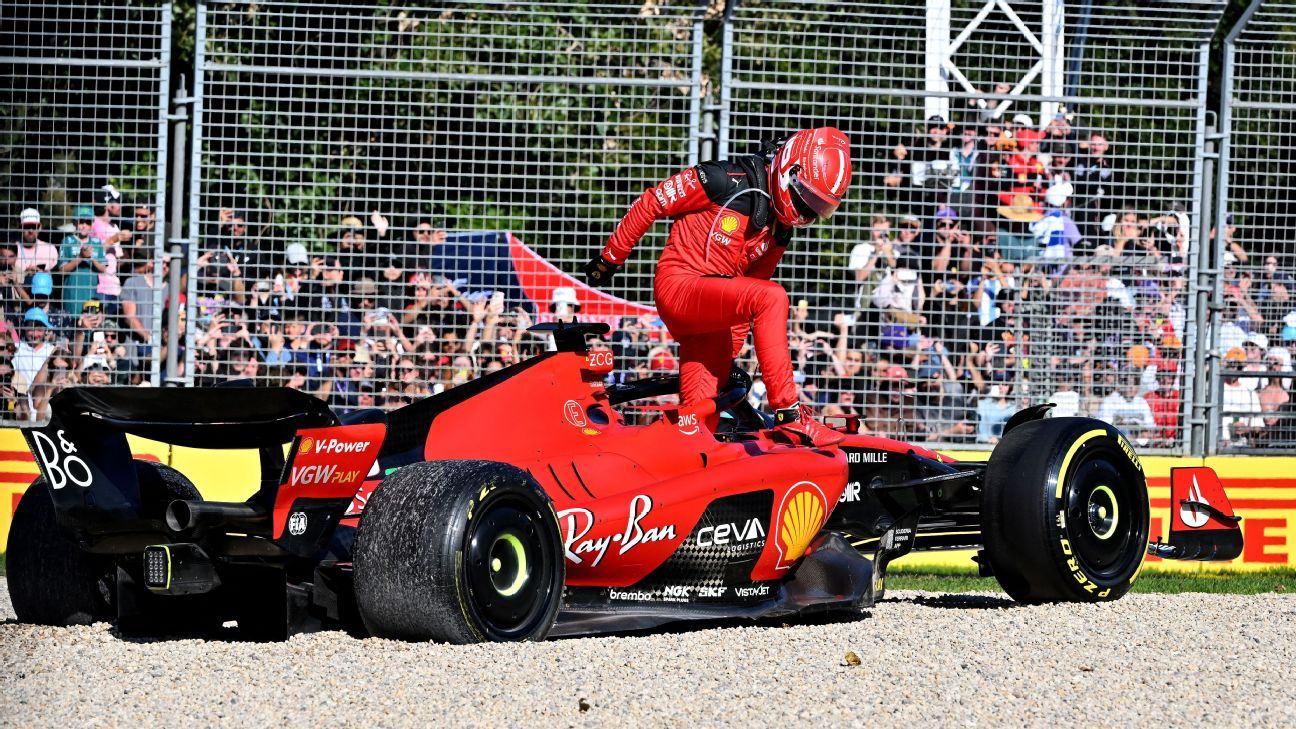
[[982, 418, 1149, 603], [120, 461, 223, 638], [135, 461, 201, 521], [7, 478, 112, 625], [354, 460, 564, 643]]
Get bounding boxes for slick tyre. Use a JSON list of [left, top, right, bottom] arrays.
[[135, 461, 201, 521], [354, 460, 564, 643], [982, 418, 1149, 603], [7, 478, 112, 626]]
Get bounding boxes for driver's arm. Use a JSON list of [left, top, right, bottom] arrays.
[[600, 165, 716, 267]]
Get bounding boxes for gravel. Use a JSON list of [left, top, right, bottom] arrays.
[[1, 579, 1293, 728]]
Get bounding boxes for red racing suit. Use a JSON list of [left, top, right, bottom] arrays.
[[601, 156, 798, 411]]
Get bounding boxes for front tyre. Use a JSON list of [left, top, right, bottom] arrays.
[[982, 418, 1149, 603], [353, 460, 564, 643]]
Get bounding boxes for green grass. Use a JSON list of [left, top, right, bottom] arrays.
[[887, 566, 1296, 595], [0, 550, 1287, 594]]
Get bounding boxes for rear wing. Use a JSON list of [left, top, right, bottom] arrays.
[[21, 386, 382, 555], [45, 386, 337, 448]]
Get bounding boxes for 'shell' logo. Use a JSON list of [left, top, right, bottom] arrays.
[[720, 214, 739, 234], [773, 481, 827, 569], [298, 437, 314, 455]]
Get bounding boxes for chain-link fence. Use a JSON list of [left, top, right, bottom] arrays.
[[3, 0, 1295, 455], [722, 0, 1224, 452], [1216, 0, 1296, 453], [188, 1, 705, 411], [2, 0, 172, 422]]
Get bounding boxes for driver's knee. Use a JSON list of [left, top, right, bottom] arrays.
[[749, 279, 789, 318]]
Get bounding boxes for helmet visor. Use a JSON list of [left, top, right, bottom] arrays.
[[788, 173, 841, 220]]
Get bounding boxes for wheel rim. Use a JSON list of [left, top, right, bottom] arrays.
[[1063, 449, 1147, 581], [1087, 485, 1119, 540], [463, 496, 556, 640], [488, 532, 529, 597]]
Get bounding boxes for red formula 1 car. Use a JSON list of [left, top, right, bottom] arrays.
[[9, 323, 1243, 642]]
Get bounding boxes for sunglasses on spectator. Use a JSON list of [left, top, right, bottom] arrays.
[[937, 221, 956, 228], [21, 224, 39, 230], [76, 218, 92, 224]]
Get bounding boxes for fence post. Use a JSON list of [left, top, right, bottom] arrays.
[[147, 2, 175, 388], [1208, 0, 1264, 455], [1190, 119, 1216, 457], [688, 12, 705, 166], [185, 1, 208, 387], [718, 0, 735, 158], [924, 0, 951, 121], [166, 74, 192, 386]]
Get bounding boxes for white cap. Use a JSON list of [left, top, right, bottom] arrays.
[[1245, 332, 1269, 349], [1044, 181, 1073, 208], [1012, 113, 1035, 128], [285, 242, 309, 265], [552, 286, 578, 306], [19, 208, 40, 225]]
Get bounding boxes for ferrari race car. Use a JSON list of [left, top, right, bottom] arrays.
[[10, 322, 1243, 642]]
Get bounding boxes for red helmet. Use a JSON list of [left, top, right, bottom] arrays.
[[770, 127, 852, 228]]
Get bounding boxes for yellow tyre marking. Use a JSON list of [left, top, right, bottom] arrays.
[[1055, 429, 1108, 499]]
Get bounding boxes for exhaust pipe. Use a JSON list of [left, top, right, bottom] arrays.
[[166, 500, 270, 535]]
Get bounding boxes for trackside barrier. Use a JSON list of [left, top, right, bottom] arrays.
[[1, 427, 1290, 569]]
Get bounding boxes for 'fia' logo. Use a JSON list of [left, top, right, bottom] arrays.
[[288, 511, 308, 536]]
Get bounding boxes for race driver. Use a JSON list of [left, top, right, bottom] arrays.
[[584, 127, 852, 447]]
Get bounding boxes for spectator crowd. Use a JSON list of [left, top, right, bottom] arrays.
[[6, 98, 1295, 450]]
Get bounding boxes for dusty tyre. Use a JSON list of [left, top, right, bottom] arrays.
[[353, 460, 564, 643], [982, 417, 1149, 603], [119, 461, 222, 638], [7, 478, 112, 625], [135, 461, 201, 520]]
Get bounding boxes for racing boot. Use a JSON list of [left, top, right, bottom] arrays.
[[773, 404, 844, 448]]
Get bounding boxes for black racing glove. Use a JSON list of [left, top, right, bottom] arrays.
[[583, 254, 620, 286]]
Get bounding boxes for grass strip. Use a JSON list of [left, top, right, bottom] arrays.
[[887, 566, 1295, 595]]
